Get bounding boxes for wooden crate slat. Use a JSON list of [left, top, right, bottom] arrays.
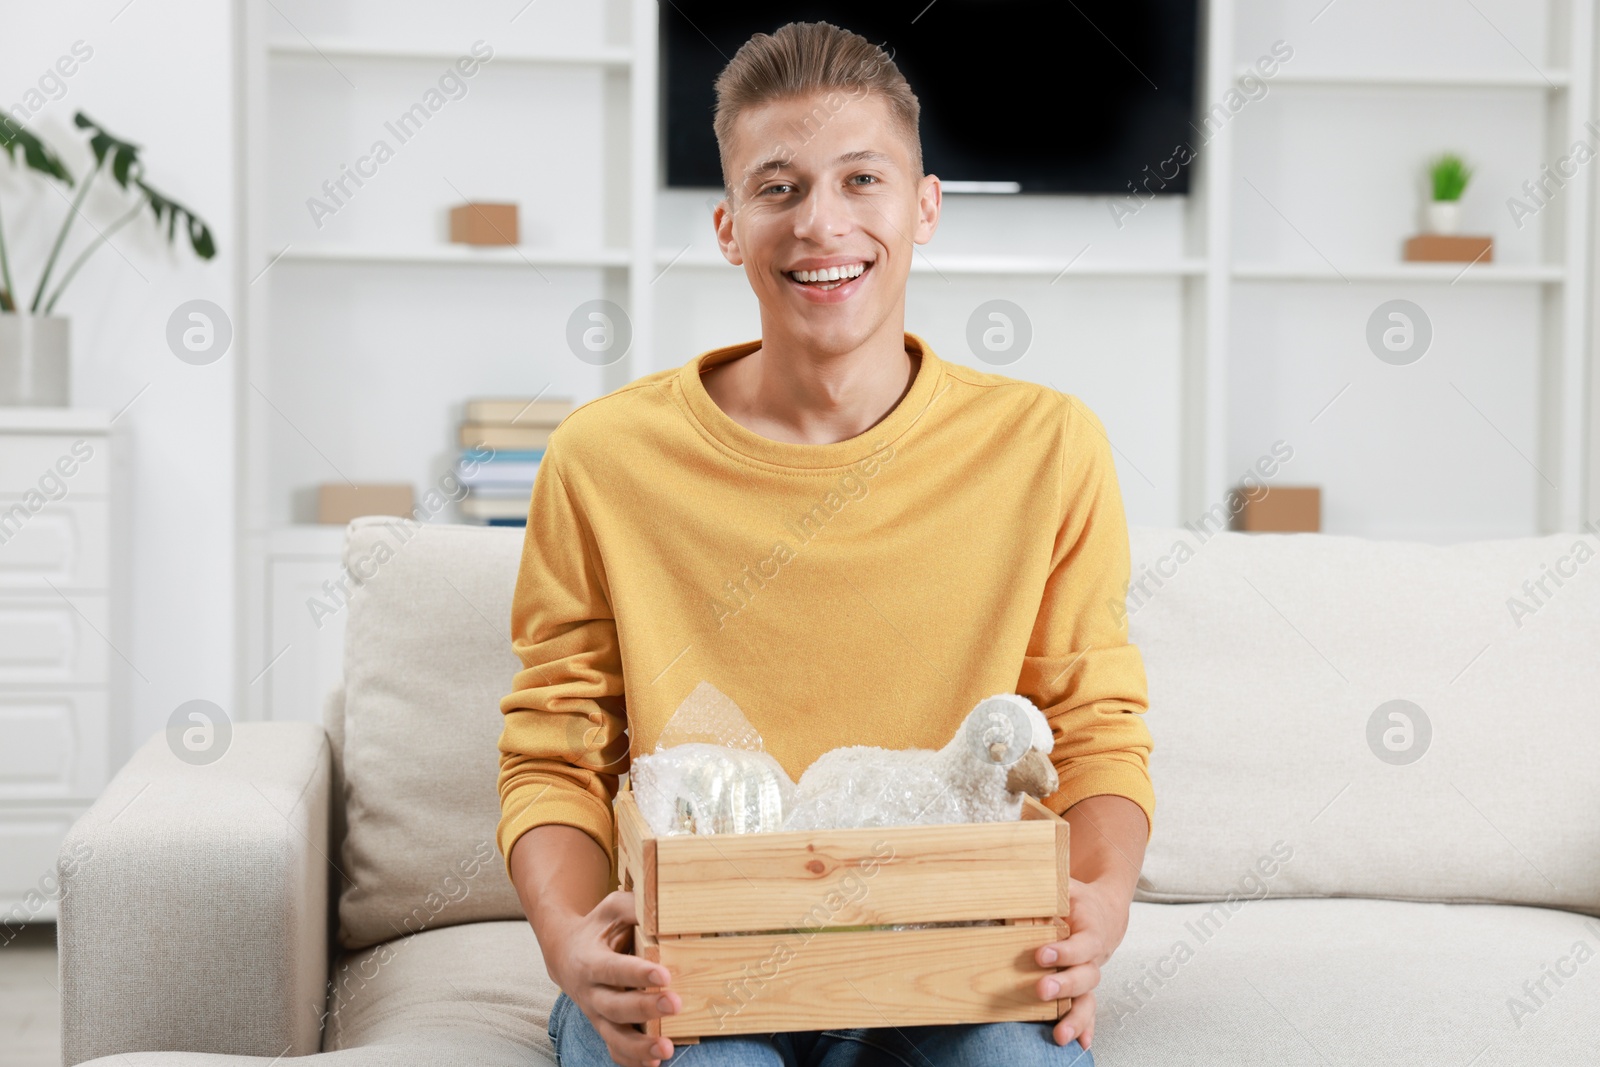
[[1054, 816, 1071, 918], [621, 794, 1058, 934], [1020, 795, 1055, 820], [639, 922, 1070, 1039], [1021, 795, 1073, 920], [616, 788, 659, 934]]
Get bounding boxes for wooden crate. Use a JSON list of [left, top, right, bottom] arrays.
[[614, 787, 1071, 1043]]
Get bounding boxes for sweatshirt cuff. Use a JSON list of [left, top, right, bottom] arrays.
[[1045, 755, 1155, 844], [498, 787, 618, 885]]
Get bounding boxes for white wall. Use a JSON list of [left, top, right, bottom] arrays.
[[3, 0, 236, 767]]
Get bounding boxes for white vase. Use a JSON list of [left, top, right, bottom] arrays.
[[0, 313, 70, 406], [1425, 200, 1462, 235]]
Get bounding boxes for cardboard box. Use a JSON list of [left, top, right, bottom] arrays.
[[1402, 234, 1493, 263], [614, 787, 1071, 1043], [449, 202, 520, 246], [317, 484, 415, 524], [1236, 485, 1320, 532]]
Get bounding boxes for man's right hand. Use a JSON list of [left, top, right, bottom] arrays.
[[546, 888, 683, 1067]]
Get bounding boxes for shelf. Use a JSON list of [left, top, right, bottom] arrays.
[[915, 254, 1207, 277], [1232, 262, 1564, 284], [267, 247, 1558, 283], [0, 408, 112, 432], [273, 244, 631, 268], [267, 40, 632, 68], [1238, 67, 1570, 90], [654, 248, 1208, 277]]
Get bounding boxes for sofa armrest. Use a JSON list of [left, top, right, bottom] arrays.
[[58, 722, 333, 1064]]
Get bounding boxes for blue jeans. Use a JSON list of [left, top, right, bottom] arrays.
[[548, 990, 1093, 1066]]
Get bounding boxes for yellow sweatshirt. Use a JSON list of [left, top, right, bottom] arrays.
[[496, 331, 1154, 886]]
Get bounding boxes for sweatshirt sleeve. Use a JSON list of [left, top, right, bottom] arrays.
[[1018, 394, 1156, 842], [496, 441, 631, 883]]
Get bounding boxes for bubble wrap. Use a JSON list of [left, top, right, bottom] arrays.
[[654, 679, 766, 752], [629, 681, 796, 837], [781, 694, 1048, 831], [631, 742, 794, 836], [780, 746, 979, 831]]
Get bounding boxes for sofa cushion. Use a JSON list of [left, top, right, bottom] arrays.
[[337, 517, 530, 949], [1095, 897, 1600, 1064], [1128, 526, 1600, 915], [324, 919, 560, 1064], [75, 921, 559, 1067]]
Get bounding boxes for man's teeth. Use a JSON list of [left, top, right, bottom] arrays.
[[789, 262, 868, 285]]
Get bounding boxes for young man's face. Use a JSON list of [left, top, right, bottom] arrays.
[[713, 90, 940, 354]]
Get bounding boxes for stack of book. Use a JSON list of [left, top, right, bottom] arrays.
[[457, 396, 575, 525]]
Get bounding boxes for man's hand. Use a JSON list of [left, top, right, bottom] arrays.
[[1033, 792, 1150, 1052], [545, 889, 683, 1067], [1035, 874, 1129, 1051], [509, 827, 682, 1067]]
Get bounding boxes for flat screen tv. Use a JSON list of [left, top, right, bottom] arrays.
[[661, 1, 1201, 195]]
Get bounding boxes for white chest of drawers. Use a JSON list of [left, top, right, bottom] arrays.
[[0, 408, 119, 925]]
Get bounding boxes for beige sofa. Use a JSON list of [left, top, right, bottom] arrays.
[[58, 517, 1600, 1065]]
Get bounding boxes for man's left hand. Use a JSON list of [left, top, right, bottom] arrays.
[[1035, 873, 1130, 1052]]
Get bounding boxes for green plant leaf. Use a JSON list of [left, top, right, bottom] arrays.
[[0, 117, 74, 187], [188, 214, 216, 258], [74, 112, 141, 190], [1428, 152, 1473, 202], [134, 177, 217, 260], [6, 110, 219, 312]]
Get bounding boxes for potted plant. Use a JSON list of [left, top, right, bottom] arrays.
[[1424, 152, 1473, 236], [0, 112, 216, 406]]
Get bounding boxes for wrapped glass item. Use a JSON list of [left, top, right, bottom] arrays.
[[629, 681, 795, 837]]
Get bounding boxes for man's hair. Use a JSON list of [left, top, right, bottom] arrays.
[[712, 21, 923, 198]]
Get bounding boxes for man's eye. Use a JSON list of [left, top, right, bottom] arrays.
[[851, 174, 880, 186], [763, 183, 793, 195]]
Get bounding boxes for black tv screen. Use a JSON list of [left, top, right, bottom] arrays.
[[662, 0, 1201, 195]]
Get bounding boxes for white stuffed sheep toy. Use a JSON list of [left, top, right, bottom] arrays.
[[779, 693, 1059, 831]]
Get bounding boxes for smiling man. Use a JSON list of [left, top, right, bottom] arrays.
[[498, 20, 1154, 1067]]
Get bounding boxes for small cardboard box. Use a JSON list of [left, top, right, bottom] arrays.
[[449, 202, 520, 246], [614, 786, 1071, 1043], [1236, 485, 1320, 532], [317, 484, 414, 524], [1403, 234, 1493, 263]]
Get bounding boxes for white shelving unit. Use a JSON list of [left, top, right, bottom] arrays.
[[654, 249, 1210, 277], [1231, 263, 1566, 283], [1248, 68, 1574, 88], [277, 244, 632, 268], [234, 0, 1599, 721], [1218, 0, 1593, 533], [236, 0, 660, 722], [265, 40, 635, 68]]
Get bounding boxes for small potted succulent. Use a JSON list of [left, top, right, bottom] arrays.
[[1424, 152, 1473, 235], [0, 112, 216, 406]]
